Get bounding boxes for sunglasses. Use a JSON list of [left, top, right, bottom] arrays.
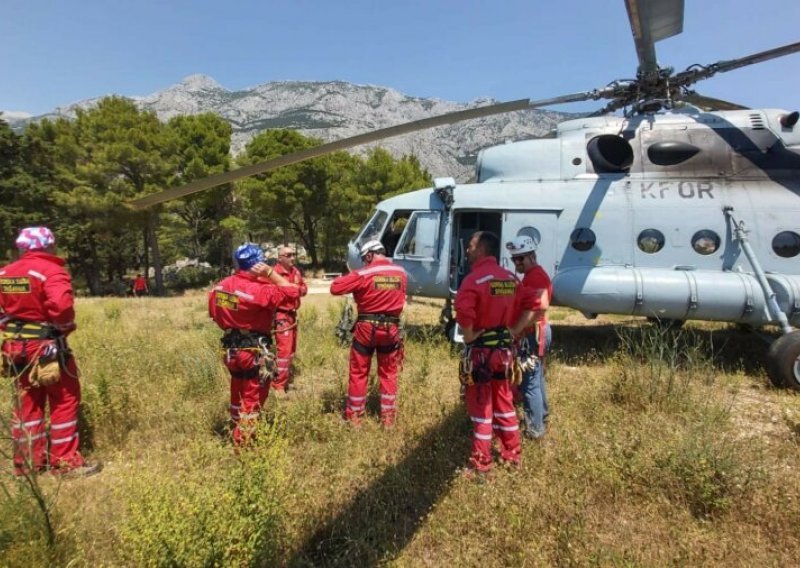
[[280, 253, 296, 258], [511, 256, 527, 263]]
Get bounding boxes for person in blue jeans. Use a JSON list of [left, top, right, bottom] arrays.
[[507, 236, 553, 439]]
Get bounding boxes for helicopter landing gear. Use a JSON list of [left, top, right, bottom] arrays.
[[766, 330, 800, 390]]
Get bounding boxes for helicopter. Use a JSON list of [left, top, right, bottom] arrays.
[[132, 0, 800, 390]]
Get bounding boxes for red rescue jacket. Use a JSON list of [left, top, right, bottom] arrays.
[[208, 271, 299, 334], [0, 250, 77, 333], [454, 256, 517, 332], [274, 264, 307, 312], [330, 258, 407, 316]]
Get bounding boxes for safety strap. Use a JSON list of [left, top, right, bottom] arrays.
[[357, 313, 401, 325], [352, 339, 375, 356], [2, 320, 58, 340], [470, 327, 512, 348]]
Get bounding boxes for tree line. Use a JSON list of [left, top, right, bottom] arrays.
[[0, 97, 431, 295]]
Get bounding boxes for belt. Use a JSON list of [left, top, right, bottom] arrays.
[[357, 313, 401, 325], [470, 327, 512, 348], [2, 320, 58, 340]]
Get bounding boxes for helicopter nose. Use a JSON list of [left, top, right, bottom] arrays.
[[346, 241, 363, 272]]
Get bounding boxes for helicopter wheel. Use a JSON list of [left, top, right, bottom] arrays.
[[766, 330, 800, 390]]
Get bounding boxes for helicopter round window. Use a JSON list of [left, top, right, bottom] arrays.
[[772, 231, 800, 258], [516, 227, 541, 248], [637, 229, 665, 254], [691, 230, 720, 255], [570, 228, 595, 252]]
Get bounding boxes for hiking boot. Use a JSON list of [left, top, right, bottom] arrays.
[[54, 461, 103, 479]]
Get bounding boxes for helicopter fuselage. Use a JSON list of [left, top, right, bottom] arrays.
[[349, 107, 800, 328]]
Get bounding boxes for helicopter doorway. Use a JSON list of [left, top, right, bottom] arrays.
[[450, 211, 503, 292]]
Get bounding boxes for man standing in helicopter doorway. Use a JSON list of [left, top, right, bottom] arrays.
[[507, 236, 552, 440], [454, 231, 521, 475]]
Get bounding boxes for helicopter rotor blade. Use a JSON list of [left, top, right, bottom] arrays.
[[682, 91, 749, 111], [131, 99, 528, 209], [625, 0, 684, 76], [672, 40, 800, 89], [131, 88, 619, 209]]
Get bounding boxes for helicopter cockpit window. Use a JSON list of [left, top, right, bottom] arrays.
[[637, 229, 665, 254], [772, 231, 800, 258], [395, 210, 441, 261], [569, 228, 596, 252], [691, 230, 720, 255], [357, 210, 389, 244]]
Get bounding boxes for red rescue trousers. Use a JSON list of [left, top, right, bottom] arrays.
[[225, 349, 269, 445], [464, 347, 521, 472], [7, 344, 84, 474], [345, 321, 402, 425], [272, 313, 297, 391]]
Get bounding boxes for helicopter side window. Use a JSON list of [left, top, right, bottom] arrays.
[[772, 231, 800, 258], [637, 229, 665, 254], [570, 228, 596, 252], [395, 210, 441, 260], [691, 230, 720, 255]]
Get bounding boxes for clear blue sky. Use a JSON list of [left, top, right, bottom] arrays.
[[2, 0, 799, 116]]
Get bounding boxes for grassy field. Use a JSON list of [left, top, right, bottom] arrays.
[[1, 291, 800, 567]]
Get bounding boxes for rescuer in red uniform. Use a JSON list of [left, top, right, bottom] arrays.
[[508, 236, 553, 440], [132, 273, 149, 297], [330, 240, 407, 427], [0, 227, 101, 477], [208, 243, 298, 445], [271, 246, 308, 394], [454, 231, 521, 474]]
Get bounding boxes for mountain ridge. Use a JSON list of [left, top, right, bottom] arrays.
[[3, 74, 574, 181]]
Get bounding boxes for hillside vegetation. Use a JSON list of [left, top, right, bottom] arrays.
[[2, 293, 800, 566]]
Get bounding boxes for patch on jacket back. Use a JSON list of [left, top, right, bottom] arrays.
[[0, 277, 31, 294], [373, 276, 402, 290], [489, 280, 516, 296], [215, 291, 239, 310]]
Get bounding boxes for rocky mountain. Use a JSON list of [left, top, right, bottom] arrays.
[[4, 74, 575, 181]]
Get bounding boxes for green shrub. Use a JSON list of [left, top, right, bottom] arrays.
[[654, 410, 759, 519], [165, 266, 217, 292], [609, 324, 714, 412], [118, 421, 288, 567]]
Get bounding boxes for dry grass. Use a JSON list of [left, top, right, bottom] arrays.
[[1, 291, 799, 566]]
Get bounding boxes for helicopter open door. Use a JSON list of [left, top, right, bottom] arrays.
[[392, 209, 446, 297], [450, 211, 503, 292]]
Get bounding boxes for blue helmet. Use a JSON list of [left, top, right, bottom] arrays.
[[233, 243, 264, 270]]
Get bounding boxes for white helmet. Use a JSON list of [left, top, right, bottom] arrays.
[[505, 235, 537, 256], [359, 239, 385, 257]]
